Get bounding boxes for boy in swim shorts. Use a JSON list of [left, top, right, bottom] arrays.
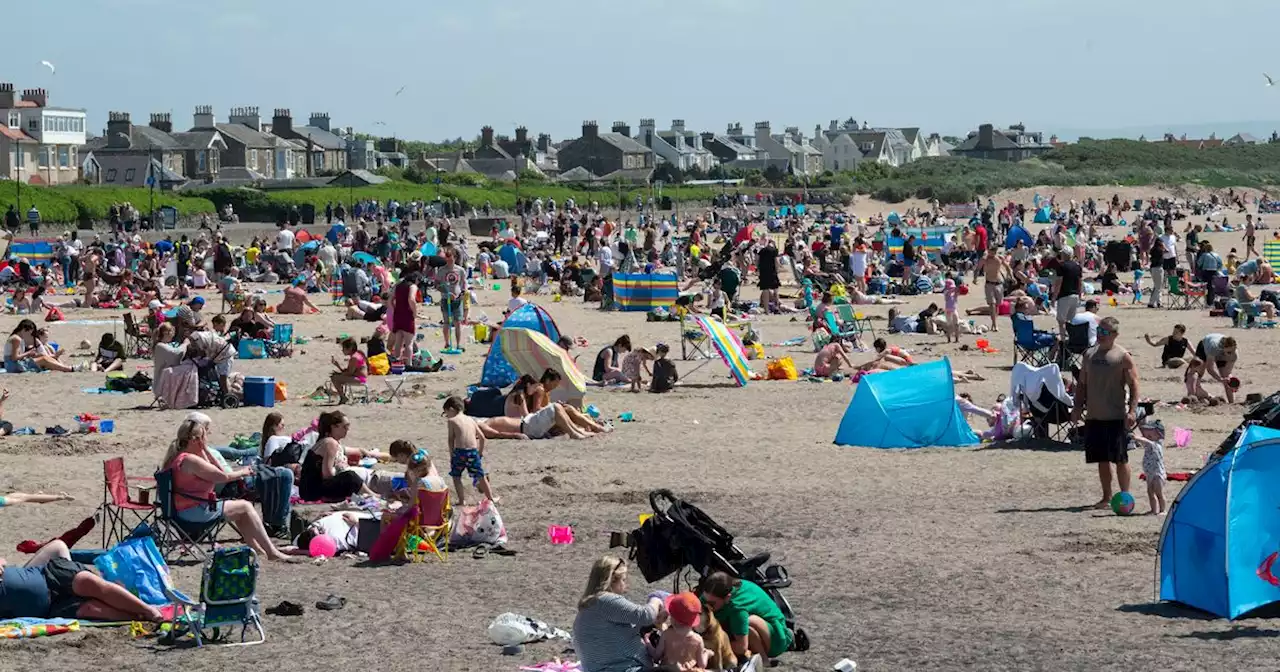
[[443, 396, 498, 505]]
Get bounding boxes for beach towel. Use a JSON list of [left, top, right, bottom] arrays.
[[0, 618, 80, 639], [1141, 471, 1194, 482]]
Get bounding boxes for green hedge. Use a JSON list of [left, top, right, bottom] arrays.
[[0, 184, 215, 225]]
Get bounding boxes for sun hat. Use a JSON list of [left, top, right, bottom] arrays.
[[664, 592, 701, 629], [1140, 416, 1165, 439], [148, 299, 162, 310]]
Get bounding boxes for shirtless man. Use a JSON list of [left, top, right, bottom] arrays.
[[1244, 215, 1259, 259], [973, 247, 1010, 332], [442, 396, 498, 505], [80, 252, 99, 307]]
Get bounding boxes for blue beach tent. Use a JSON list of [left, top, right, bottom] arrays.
[[478, 303, 562, 388], [833, 358, 978, 449], [1158, 425, 1280, 618], [1005, 224, 1034, 250]]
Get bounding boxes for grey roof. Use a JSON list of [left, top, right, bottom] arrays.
[[898, 127, 920, 145], [329, 170, 388, 186], [555, 166, 597, 182], [129, 126, 183, 151], [600, 167, 654, 183], [288, 125, 346, 150], [212, 122, 278, 149], [951, 129, 1022, 152], [598, 132, 650, 154], [654, 131, 695, 154], [709, 135, 754, 155], [467, 157, 537, 180], [89, 154, 185, 187], [169, 130, 226, 151]]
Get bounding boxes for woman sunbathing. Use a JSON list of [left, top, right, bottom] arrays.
[[4, 320, 76, 373]]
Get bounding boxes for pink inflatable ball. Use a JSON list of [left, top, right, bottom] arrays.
[[309, 534, 339, 558]]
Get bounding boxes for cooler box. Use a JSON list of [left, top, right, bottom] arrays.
[[243, 376, 276, 407], [272, 323, 294, 343]]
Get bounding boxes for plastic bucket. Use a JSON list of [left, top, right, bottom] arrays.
[[99, 420, 115, 433]]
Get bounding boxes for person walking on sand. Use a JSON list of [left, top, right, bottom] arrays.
[[1071, 316, 1140, 509], [974, 247, 1009, 333], [442, 396, 498, 505]]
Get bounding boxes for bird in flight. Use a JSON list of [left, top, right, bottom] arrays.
[[394, 86, 406, 96], [40, 60, 55, 75], [1266, 73, 1276, 87]]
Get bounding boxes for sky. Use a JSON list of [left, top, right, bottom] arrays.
[[11, 0, 1280, 142]]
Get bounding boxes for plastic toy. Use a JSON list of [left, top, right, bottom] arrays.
[[309, 534, 338, 558], [547, 525, 574, 544], [1110, 491, 1136, 516]]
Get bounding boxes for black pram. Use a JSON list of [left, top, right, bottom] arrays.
[[618, 490, 810, 653]]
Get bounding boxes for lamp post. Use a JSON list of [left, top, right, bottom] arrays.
[[14, 141, 21, 222]]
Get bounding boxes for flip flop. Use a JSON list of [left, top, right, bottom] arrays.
[[472, 546, 489, 559], [315, 594, 346, 611]]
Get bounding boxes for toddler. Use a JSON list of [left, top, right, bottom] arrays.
[[1132, 417, 1166, 515], [443, 396, 498, 505], [646, 592, 709, 672], [621, 347, 655, 393]]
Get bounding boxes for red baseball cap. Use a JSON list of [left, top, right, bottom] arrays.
[[665, 591, 701, 629]]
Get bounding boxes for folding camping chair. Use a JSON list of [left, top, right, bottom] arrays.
[[122, 312, 152, 358], [678, 309, 711, 360], [1166, 275, 1205, 310], [164, 546, 265, 647], [153, 469, 227, 562], [1011, 362, 1078, 445], [1057, 321, 1091, 372], [1211, 275, 1230, 307], [835, 303, 875, 339], [101, 457, 159, 548], [1011, 314, 1056, 367], [822, 311, 861, 344], [396, 488, 452, 562]]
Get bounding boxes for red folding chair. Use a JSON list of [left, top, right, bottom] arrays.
[[101, 457, 158, 548]]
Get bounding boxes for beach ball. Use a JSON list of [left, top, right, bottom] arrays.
[[1110, 491, 1136, 516], [309, 534, 338, 558]]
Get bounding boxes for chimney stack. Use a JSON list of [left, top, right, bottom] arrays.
[[193, 105, 215, 130], [308, 112, 330, 132], [754, 122, 771, 141], [515, 126, 528, 143], [20, 88, 47, 108], [0, 83, 13, 109], [582, 121, 598, 139], [229, 106, 261, 131], [272, 109, 293, 136], [537, 133, 550, 152], [481, 125, 495, 146], [149, 113, 172, 134], [978, 123, 994, 148], [611, 121, 631, 137], [671, 119, 686, 134], [727, 122, 742, 136], [106, 112, 132, 149]]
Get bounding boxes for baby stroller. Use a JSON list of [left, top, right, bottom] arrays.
[[189, 341, 241, 409], [617, 489, 810, 653]]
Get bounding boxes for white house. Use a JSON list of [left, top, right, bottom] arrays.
[[637, 118, 698, 171], [753, 122, 822, 175], [0, 84, 86, 185]]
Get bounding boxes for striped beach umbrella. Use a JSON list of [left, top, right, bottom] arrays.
[[694, 315, 751, 387], [500, 328, 587, 394]]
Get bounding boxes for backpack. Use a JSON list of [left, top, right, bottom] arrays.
[[266, 440, 304, 468]]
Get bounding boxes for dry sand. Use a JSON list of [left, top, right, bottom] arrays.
[[2, 186, 1280, 671]]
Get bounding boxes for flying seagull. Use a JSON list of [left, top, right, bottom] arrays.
[[40, 60, 55, 75], [394, 86, 406, 96], [1267, 73, 1276, 87]]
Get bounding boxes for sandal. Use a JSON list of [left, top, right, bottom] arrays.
[[490, 544, 517, 557], [266, 600, 305, 616], [472, 546, 489, 559], [316, 594, 346, 611]]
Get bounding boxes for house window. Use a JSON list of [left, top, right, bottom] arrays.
[[27, 118, 38, 133], [105, 168, 117, 182], [197, 150, 207, 173], [69, 147, 76, 166], [861, 142, 873, 151], [124, 168, 136, 183], [314, 152, 325, 170], [249, 149, 258, 170], [57, 146, 69, 167], [38, 148, 49, 167], [7, 112, 16, 128]]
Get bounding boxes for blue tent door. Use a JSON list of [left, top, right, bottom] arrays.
[[478, 303, 562, 388], [833, 359, 978, 449]]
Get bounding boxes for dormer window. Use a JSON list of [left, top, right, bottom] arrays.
[[861, 142, 873, 151], [6, 113, 16, 129]]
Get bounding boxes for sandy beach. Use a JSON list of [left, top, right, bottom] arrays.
[[2, 185, 1279, 671]]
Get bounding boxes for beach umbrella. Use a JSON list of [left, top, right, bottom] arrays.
[[499, 328, 586, 394], [692, 315, 751, 387], [352, 251, 378, 265], [295, 229, 314, 244], [733, 222, 758, 245]]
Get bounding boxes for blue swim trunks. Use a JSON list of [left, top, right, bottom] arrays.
[[449, 448, 485, 484]]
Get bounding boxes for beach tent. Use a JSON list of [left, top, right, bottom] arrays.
[[1005, 224, 1034, 250], [833, 359, 979, 449], [1157, 425, 1280, 618], [479, 303, 562, 387], [499, 242, 526, 276], [613, 272, 679, 311], [1033, 206, 1052, 224], [887, 211, 902, 225]]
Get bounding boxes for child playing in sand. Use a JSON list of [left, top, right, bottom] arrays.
[[646, 592, 710, 672], [621, 347, 655, 392], [1133, 417, 1167, 515], [442, 396, 498, 505], [650, 343, 678, 393]]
